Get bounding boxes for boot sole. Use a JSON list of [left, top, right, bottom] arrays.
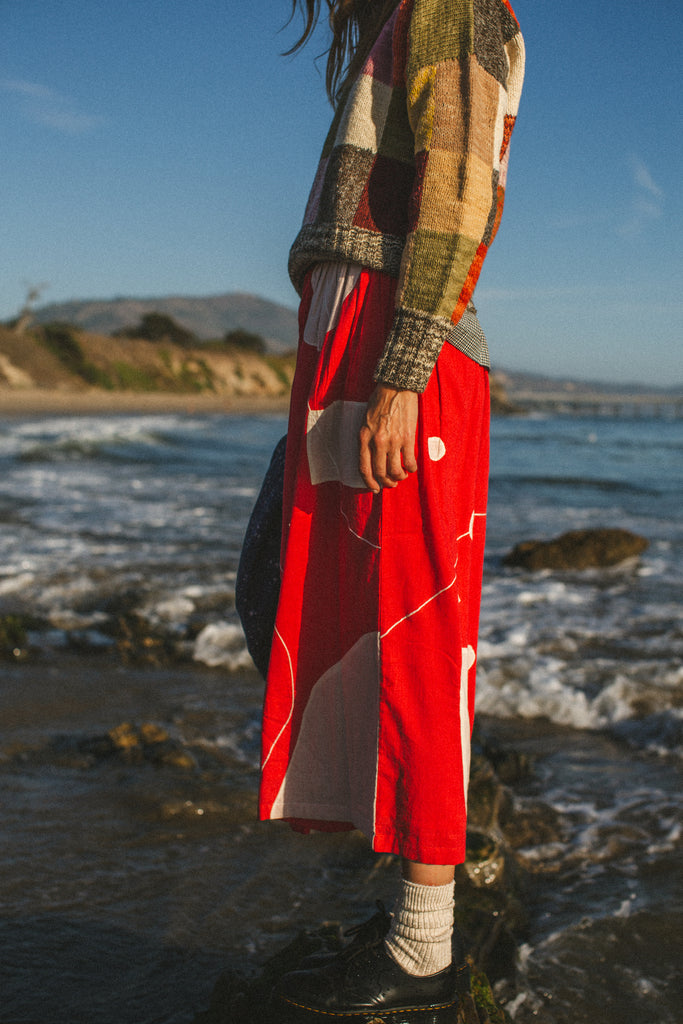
[[276, 993, 460, 1024]]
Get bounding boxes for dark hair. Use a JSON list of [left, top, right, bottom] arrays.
[[286, 0, 400, 104]]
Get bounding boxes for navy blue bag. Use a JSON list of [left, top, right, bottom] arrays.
[[235, 436, 287, 678]]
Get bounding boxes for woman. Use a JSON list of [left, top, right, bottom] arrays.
[[258, 0, 525, 1019]]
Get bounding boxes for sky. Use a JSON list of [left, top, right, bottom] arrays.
[[1, 0, 681, 386]]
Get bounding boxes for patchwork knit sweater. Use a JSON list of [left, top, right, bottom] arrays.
[[288, 0, 525, 392]]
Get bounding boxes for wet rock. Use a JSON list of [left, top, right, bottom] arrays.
[[463, 830, 507, 889], [8, 721, 201, 772], [453, 875, 525, 987], [479, 739, 531, 787], [113, 611, 183, 665], [501, 799, 564, 855], [503, 527, 648, 570], [467, 752, 517, 831], [4, 715, 263, 805], [108, 721, 143, 750], [0, 614, 29, 660], [490, 372, 521, 417], [467, 964, 511, 1023], [105, 721, 198, 769], [139, 722, 170, 745], [466, 755, 501, 830]]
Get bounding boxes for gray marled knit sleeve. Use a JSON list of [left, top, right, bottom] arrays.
[[374, 302, 490, 392], [373, 308, 450, 392]]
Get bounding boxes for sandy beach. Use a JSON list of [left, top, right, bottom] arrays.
[[0, 386, 291, 418]]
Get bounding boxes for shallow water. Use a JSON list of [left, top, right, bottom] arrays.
[[0, 410, 681, 1022]]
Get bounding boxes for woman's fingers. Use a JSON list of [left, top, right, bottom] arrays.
[[385, 446, 408, 485], [359, 386, 418, 493], [401, 441, 418, 475], [359, 425, 381, 492]]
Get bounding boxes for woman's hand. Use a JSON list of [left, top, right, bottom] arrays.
[[359, 385, 418, 493]]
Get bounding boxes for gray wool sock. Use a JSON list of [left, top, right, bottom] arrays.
[[384, 878, 455, 977]]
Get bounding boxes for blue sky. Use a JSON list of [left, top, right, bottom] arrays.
[[2, 0, 681, 385]]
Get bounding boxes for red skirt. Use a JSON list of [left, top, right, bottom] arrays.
[[258, 265, 489, 864]]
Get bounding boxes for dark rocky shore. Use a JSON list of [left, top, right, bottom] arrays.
[[3, 697, 549, 1024]]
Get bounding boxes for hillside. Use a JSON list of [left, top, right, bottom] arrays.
[[0, 324, 296, 403], [31, 293, 299, 354], [0, 322, 522, 417]]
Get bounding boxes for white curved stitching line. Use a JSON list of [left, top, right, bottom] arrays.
[[380, 571, 458, 640], [261, 626, 295, 770], [379, 509, 486, 639], [457, 510, 487, 543], [340, 503, 381, 549]]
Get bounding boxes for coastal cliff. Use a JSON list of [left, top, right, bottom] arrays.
[[0, 324, 296, 403]]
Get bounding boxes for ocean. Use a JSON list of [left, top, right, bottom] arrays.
[[0, 409, 681, 1023]]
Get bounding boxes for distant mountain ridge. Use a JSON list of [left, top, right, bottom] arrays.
[[498, 369, 683, 398], [32, 292, 299, 354]]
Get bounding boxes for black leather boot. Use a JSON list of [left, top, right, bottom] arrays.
[[272, 906, 466, 1023], [297, 901, 392, 971]]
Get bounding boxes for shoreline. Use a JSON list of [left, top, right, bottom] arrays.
[[0, 386, 291, 418]]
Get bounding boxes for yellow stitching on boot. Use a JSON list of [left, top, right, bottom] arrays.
[[278, 994, 458, 1017]]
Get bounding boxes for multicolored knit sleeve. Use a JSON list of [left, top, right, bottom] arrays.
[[373, 0, 525, 391]]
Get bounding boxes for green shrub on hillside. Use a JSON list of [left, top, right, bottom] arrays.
[[222, 328, 266, 355], [266, 354, 295, 389], [116, 313, 197, 347], [40, 322, 85, 373], [111, 361, 164, 391], [174, 356, 215, 392], [40, 322, 113, 388]]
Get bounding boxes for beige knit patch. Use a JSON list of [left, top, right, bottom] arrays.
[[417, 149, 493, 237], [432, 57, 502, 167], [505, 32, 526, 114], [335, 72, 393, 154]]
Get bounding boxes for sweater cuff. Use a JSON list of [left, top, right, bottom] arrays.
[[373, 307, 451, 393]]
